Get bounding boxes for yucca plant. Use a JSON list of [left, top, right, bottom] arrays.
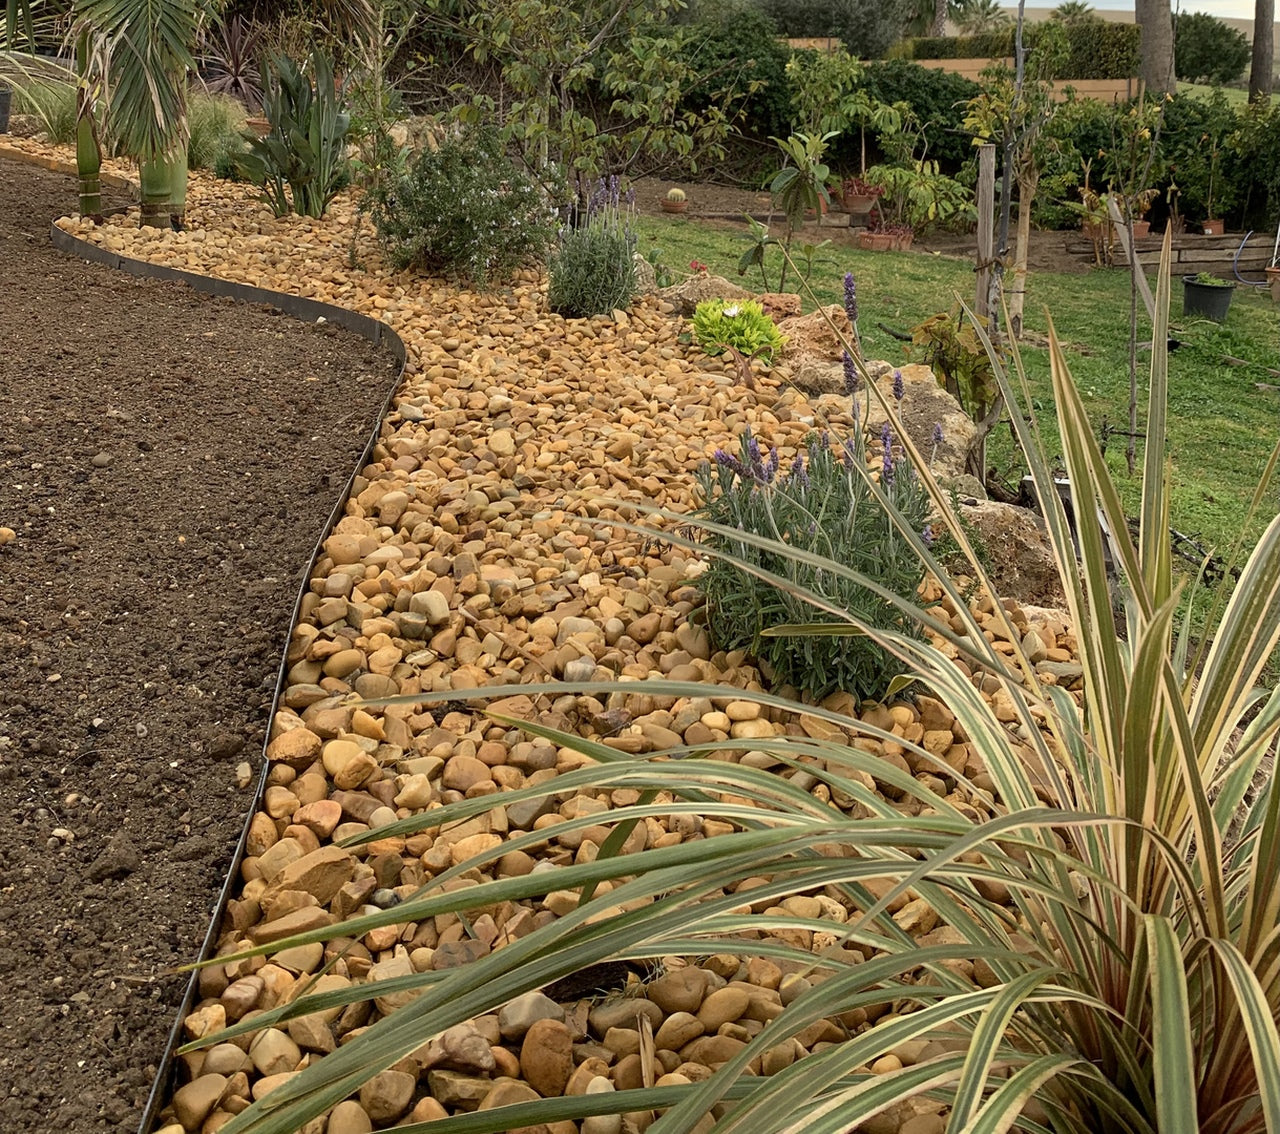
[[184, 237, 1280, 1134]]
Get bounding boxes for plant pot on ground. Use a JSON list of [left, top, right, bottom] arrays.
[[858, 229, 895, 251], [1183, 272, 1234, 321], [661, 187, 687, 214], [1202, 218, 1225, 236], [1131, 219, 1151, 238], [836, 177, 881, 220], [1265, 264, 1280, 305]]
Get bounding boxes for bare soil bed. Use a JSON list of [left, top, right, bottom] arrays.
[[0, 157, 400, 1134]]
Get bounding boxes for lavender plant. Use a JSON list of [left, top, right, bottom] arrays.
[[547, 176, 638, 318], [693, 423, 931, 701]]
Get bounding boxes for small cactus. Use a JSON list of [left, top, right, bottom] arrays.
[[666, 187, 686, 202]]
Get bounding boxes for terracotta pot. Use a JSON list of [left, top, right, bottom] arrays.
[[1266, 265, 1280, 305], [1202, 218, 1225, 235], [840, 191, 879, 217], [858, 231, 894, 251], [660, 199, 687, 214], [1131, 219, 1151, 238]]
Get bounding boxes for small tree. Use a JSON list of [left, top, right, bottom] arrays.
[[1175, 10, 1251, 85], [954, 0, 1011, 34]]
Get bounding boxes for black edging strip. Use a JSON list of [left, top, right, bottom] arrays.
[[42, 217, 409, 1134]]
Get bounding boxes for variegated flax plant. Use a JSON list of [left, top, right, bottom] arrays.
[[187, 235, 1280, 1134]]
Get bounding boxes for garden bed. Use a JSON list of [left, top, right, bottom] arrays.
[[0, 154, 400, 1134], [14, 142, 1082, 1134]]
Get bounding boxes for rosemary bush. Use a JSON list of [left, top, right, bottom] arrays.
[[367, 127, 557, 287], [547, 177, 638, 318], [694, 425, 931, 701]]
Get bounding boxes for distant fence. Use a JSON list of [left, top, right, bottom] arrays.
[[914, 57, 1135, 101]]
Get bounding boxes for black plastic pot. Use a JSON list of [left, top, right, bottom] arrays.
[[0, 86, 10, 135], [1183, 274, 1234, 321]]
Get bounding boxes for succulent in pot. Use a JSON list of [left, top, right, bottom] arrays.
[[661, 186, 688, 214]]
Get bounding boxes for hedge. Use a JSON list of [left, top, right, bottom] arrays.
[[899, 22, 1140, 80]]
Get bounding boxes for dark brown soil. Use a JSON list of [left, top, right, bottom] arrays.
[[0, 157, 400, 1134]]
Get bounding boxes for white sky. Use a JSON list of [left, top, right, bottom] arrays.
[[1084, 0, 1258, 23]]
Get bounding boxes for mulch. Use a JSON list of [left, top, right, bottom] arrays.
[[0, 156, 400, 1134]]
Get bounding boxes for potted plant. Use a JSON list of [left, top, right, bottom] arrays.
[[836, 175, 882, 222], [1123, 187, 1158, 238], [1182, 271, 1234, 321], [857, 216, 895, 251], [661, 187, 687, 214]]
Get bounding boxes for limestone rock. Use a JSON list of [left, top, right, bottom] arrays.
[[659, 274, 752, 317], [863, 363, 977, 480], [957, 500, 1066, 607]]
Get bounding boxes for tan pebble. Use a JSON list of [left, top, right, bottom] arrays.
[[653, 1012, 705, 1050], [871, 1054, 903, 1074], [724, 700, 760, 721], [696, 986, 751, 1031], [521, 1017, 575, 1097], [248, 1028, 301, 1077], [325, 1100, 373, 1134], [359, 1069, 416, 1124]]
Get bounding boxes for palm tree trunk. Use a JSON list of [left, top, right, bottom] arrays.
[[168, 143, 188, 228], [1135, 0, 1177, 95], [931, 0, 948, 35], [1250, 0, 1274, 102], [139, 155, 171, 229], [73, 30, 101, 221]]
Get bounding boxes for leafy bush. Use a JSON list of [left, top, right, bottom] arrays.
[[902, 21, 1140, 78], [367, 127, 557, 286], [1175, 10, 1251, 85], [676, 0, 792, 144], [187, 91, 246, 172], [694, 426, 930, 701], [691, 298, 785, 360], [235, 50, 350, 218], [760, 0, 910, 60], [547, 178, 638, 318], [858, 60, 980, 167]]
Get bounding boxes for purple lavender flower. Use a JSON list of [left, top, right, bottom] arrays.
[[713, 448, 747, 479], [843, 271, 858, 325], [922, 524, 935, 545], [764, 448, 779, 483], [747, 435, 766, 482], [892, 369, 905, 403], [932, 422, 944, 445], [881, 422, 894, 486], [842, 350, 859, 397], [790, 453, 809, 487]]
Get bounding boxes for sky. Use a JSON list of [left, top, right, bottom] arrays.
[[1068, 0, 1260, 23]]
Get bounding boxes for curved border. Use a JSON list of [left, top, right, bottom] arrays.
[[4, 151, 407, 1134]]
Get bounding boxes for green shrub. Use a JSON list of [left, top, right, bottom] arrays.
[[547, 178, 638, 318], [693, 424, 930, 701], [760, 0, 907, 60], [187, 91, 246, 172], [367, 127, 557, 286], [902, 22, 1140, 78], [1175, 10, 1251, 85], [859, 60, 980, 167], [691, 298, 785, 360], [235, 50, 350, 218]]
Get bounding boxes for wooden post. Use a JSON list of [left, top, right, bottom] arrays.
[[976, 144, 996, 321]]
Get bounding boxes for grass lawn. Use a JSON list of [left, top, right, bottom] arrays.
[[636, 213, 1280, 573], [1183, 81, 1280, 107]]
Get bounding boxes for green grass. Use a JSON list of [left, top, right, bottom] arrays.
[[637, 213, 1280, 569], [1183, 81, 1280, 107]]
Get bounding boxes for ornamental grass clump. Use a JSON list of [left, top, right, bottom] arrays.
[[547, 176, 638, 318], [185, 239, 1280, 1134], [693, 426, 930, 701], [691, 298, 785, 362]]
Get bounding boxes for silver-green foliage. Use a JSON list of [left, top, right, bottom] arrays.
[[191, 238, 1280, 1134], [236, 51, 349, 218], [694, 426, 930, 701], [547, 178, 639, 318], [10, 75, 76, 142], [367, 127, 557, 286]]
